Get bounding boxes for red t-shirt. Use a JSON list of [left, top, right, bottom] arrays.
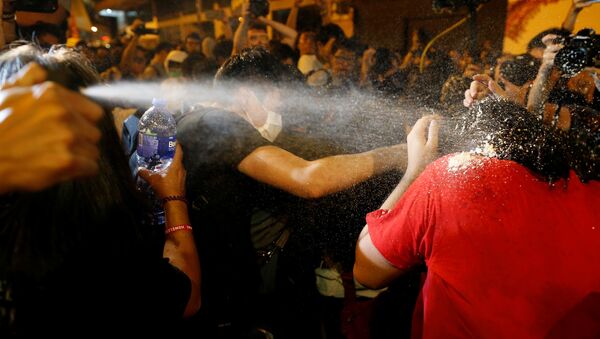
[[367, 154, 600, 338]]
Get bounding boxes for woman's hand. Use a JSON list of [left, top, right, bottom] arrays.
[[139, 144, 187, 199]]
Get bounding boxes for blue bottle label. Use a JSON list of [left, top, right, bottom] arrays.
[[137, 133, 176, 159]]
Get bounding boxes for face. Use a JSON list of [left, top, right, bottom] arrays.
[[298, 33, 316, 55], [185, 38, 202, 54], [130, 49, 147, 75], [248, 29, 269, 48], [331, 48, 359, 82]]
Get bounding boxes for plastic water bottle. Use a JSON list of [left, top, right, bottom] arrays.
[[136, 98, 177, 225], [137, 98, 177, 171]]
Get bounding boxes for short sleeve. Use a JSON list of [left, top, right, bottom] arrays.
[[367, 163, 440, 271]]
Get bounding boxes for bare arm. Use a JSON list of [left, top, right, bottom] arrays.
[[139, 145, 201, 319], [238, 144, 408, 199], [354, 116, 440, 289], [258, 16, 298, 47], [286, 0, 302, 32], [232, 16, 250, 56], [562, 0, 599, 32], [119, 35, 140, 75], [527, 35, 563, 116]]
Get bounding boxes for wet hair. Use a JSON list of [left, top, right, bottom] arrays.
[[215, 46, 303, 85], [527, 28, 570, 52], [0, 44, 150, 282], [499, 54, 540, 86], [453, 98, 599, 182], [316, 24, 345, 44]]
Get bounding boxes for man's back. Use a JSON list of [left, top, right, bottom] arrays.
[[367, 154, 600, 338]]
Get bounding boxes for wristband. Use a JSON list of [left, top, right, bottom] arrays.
[[165, 224, 193, 235], [162, 195, 188, 206]]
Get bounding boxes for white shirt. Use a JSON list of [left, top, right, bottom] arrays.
[[298, 54, 324, 75]]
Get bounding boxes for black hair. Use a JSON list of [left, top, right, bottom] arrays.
[[215, 46, 303, 85], [331, 37, 365, 57], [527, 28, 570, 52], [181, 52, 218, 81], [316, 24, 345, 44], [268, 40, 297, 63], [185, 32, 202, 42], [213, 39, 233, 62], [372, 47, 395, 76], [499, 54, 540, 86], [248, 22, 268, 32], [0, 44, 150, 283], [154, 42, 173, 54], [452, 98, 599, 182]]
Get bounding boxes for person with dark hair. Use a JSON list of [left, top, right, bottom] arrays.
[[142, 41, 173, 80], [213, 38, 233, 66], [361, 47, 406, 97], [184, 32, 202, 55], [527, 28, 571, 59], [297, 31, 323, 75], [175, 46, 407, 337], [0, 44, 201, 336], [268, 40, 296, 66], [315, 23, 345, 66], [181, 52, 218, 82], [354, 97, 600, 338], [329, 38, 364, 89]]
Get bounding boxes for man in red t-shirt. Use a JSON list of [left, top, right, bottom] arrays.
[[354, 102, 600, 338]]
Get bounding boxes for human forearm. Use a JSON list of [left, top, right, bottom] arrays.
[[119, 36, 139, 73], [286, 3, 300, 31], [163, 201, 201, 317], [527, 63, 557, 115], [232, 17, 250, 55], [259, 16, 298, 41], [305, 144, 407, 198], [562, 5, 581, 32]]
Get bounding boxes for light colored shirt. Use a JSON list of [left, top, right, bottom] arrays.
[[298, 54, 323, 75]]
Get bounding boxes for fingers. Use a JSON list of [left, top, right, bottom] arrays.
[[542, 34, 559, 47], [45, 83, 104, 124], [488, 80, 505, 96], [408, 115, 438, 144], [138, 167, 151, 182], [1, 63, 48, 90], [427, 119, 440, 149]]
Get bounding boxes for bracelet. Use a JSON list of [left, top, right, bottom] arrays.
[[165, 224, 193, 235], [161, 195, 188, 206]]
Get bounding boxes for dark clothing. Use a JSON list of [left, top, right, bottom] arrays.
[[1, 248, 191, 337], [177, 107, 278, 336]]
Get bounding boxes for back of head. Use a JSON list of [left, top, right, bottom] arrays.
[[499, 54, 540, 86], [316, 24, 345, 44], [527, 28, 570, 52], [452, 98, 599, 182], [0, 44, 148, 283], [214, 46, 303, 86], [181, 52, 218, 81]]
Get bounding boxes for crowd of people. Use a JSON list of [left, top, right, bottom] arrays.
[[0, 0, 599, 338]]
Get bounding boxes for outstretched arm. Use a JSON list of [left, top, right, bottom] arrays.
[[238, 144, 407, 199]]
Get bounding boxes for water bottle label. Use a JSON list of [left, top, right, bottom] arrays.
[[137, 133, 176, 159]]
